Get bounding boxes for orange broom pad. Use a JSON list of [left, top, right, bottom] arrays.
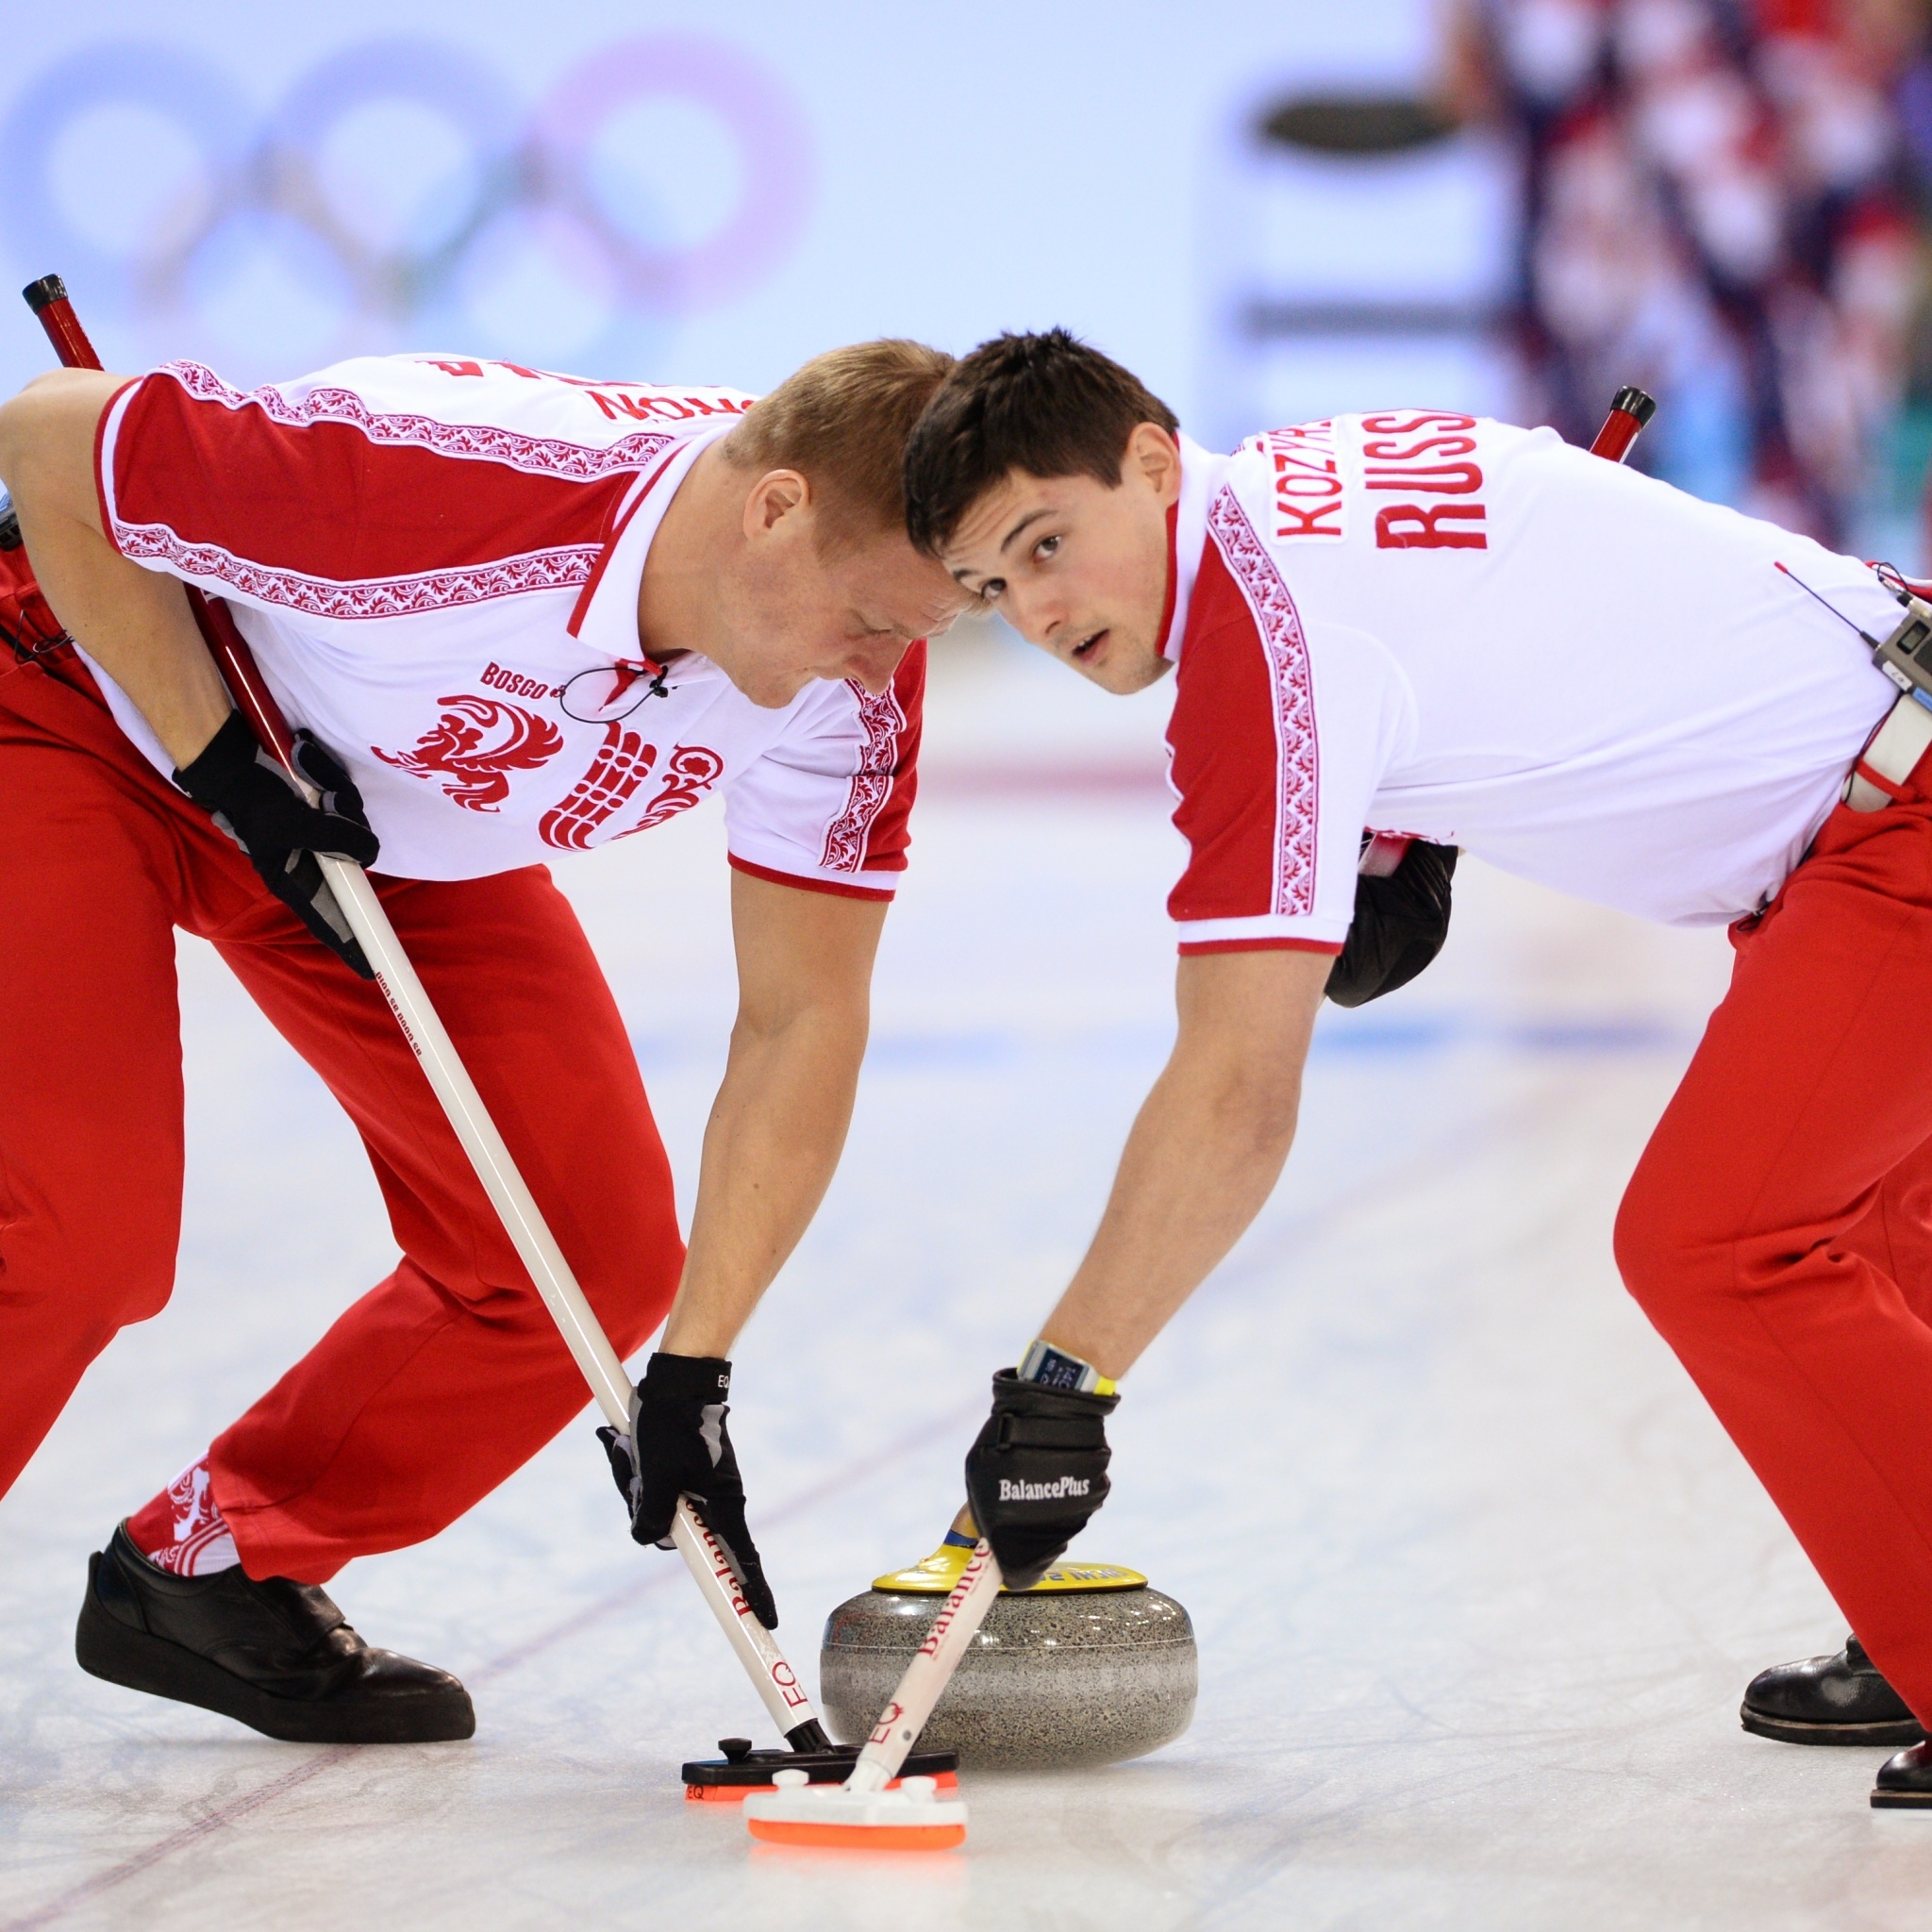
[[745, 1815, 966, 1850]]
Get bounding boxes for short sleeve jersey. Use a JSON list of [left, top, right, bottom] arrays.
[[1160, 417, 1902, 951], [92, 356, 922, 893]]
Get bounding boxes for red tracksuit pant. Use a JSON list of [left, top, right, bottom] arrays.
[[1618, 744, 1932, 1724], [0, 648, 684, 1583]]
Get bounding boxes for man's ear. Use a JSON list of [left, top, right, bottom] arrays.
[[1126, 423, 1182, 507], [742, 468, 809, 541]]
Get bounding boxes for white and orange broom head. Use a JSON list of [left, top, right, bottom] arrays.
[[742, 1768, 967, 1850], [742, 1539, 1005, 1852]]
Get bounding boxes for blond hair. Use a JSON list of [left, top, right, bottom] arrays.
[[723, 339, 956, 554]]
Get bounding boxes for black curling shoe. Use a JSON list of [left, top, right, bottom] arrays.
[[1740, 1635, 1924, 1747], [75, 1523, 475, 1744], [1873, 1741, 1932, 1808]]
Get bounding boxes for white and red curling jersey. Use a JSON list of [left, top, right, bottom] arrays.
[[1161, 415, 1901, 950], [91, 356, 921, 893]]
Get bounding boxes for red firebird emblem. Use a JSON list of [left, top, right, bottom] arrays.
[[373, 695, 565, 811]]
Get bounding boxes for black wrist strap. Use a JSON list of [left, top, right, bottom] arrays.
[[642, 1351, 731, 1407], [990, 1370, 1119, 1420]]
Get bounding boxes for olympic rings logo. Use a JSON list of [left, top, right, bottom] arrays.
[[0, 34, 813, 372]]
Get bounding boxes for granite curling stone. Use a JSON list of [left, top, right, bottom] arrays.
[[819, 1542, 1197, 1769]]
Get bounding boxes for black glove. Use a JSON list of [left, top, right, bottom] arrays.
[[1326, 838, 1457, 1008], [175, 711, 378, 978], [963, 1370, 1118, 1591], [597, 1351, 778, 1629]]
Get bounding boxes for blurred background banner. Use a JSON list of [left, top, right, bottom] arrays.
[[3, 0, 1929, 558]]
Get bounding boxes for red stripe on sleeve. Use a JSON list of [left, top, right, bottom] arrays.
[[728, 855, 894, 900], [1177, 938, 1343, 957], [108, 367, 627, 601], [1166, 541, 1288, 924]]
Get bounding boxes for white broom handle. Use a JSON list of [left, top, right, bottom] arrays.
[[321, 856, 630, 1419], [846, 1541, 1004, 1793], [319, 857, 629, 1417], [317, 856, 824, 1743], [671, 1499, 822, 1738]]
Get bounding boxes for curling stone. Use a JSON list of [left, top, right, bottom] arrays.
[[819, 1538, 1196, 1769]]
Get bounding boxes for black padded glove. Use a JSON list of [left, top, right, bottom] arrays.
[[175, 711, 378, 978], [963, 1370, 1118, 1591], [597, 1351, 778, 1629], [1326, 838, 1457, 1008]]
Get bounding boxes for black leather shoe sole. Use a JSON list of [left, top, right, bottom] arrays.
[[1872, 1742, 1932, 1807], [1871, 1787, 1932, 1809], [76, 1552, 475, 1744], [1740, 1702, 1925, 1748]]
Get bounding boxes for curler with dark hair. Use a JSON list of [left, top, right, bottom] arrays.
[[902, 328, 1177, 556]]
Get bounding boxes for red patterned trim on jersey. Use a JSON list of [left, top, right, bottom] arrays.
[[101, 362, 673, 618], [1204, 486, 1320, 917], [728, 855, 894, 901], [540, 723, 660, 849], [114, 523, 603, 620], [1177, 937, 1342, 956], [374, 695, 568, 810], [822, 685, 902, 872], [158, 361, 677, 480], [820, 642, 925, 874]]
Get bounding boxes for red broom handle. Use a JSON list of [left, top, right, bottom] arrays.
[[1590, 384, 1657, 464], [22, 273, 99, 375]]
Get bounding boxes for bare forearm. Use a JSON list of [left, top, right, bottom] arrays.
[[1036, 946, 1330, 1382], [1041, 1057, 1300, 1380], [658, 1010, 868, 1357], [0, 370, 229, 764], [22, 510, 229, 761]]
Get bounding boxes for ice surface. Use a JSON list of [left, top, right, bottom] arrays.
[[5, 633, 1927, 1929]]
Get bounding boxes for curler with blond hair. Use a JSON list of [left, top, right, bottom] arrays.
[[720, 339, 957, 557]]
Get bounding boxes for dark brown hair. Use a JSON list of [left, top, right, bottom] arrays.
[[902, 328, 1178, 555], [722, 339, 957, 555]]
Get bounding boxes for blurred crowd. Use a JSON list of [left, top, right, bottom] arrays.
[[1450, 0, 1932, 547]]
